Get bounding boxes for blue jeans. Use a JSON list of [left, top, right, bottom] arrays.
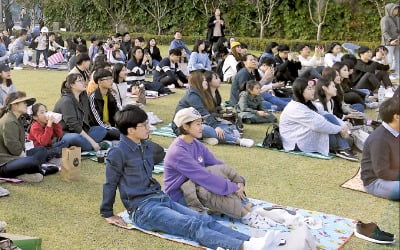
[[261, 92, 290, 111], [0, 146, 48, 178], [202, 123, 239, 144], [350, 103, 365, 112], [323, 114, 349, 151], [365, 179, 400, 201], [152, 59, 160, 67], [62, 126, 107, 151], [9, 52, 24, 66], [132, 196, 249, 250], [36, 49, 48, 67]]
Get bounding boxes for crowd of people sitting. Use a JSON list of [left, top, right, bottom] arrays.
[[0, 4, 399, 247]]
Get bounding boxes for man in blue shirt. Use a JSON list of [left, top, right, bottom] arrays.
[[169, 31, 191, 60], [100, 105, 276, 250]]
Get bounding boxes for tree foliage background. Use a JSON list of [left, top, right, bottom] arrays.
[[30, 0, 392, 42]]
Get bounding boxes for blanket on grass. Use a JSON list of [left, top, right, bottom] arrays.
[[151, 123, 177, 138], [256, 143, 335, 160], [113, 198, 355, 250], [340, 168, 366, 193]]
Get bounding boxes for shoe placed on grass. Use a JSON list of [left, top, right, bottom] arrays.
[[335, 149, 358, 162], [41, 165, 60, 176], [99, 140, 112, 150], [16, 173, 43, 182], [354, 221, 396, 244], [239, 138, 254, 147], [13, 66, 23, 70], [366, 102, 379, 109], [0, 186, 10, 197], [203, 138, 219, 146]]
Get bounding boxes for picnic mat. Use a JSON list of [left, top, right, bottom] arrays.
[[256, 143, 335, 160], [0, 177, 23, 183], [113, 198, 356, 250], [151, 123, 177, 138], [340, 168, 366, 193]]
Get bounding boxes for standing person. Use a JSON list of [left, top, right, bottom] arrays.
[[9, 29, 29, 70], [33, 27, 49, 69], [361, 97, 399, 200], [4, 7, 14, 36], [380, 3, 400, 74], [0, 64, 16, 108], [169, 31, 191, 60], [188, 40, 211, 72], [20, 8, 31, 30], [145, 38, 162, 67], [206, 8, 225, 50], [0, 92, 57, 182], [54, 74, 108, 152]]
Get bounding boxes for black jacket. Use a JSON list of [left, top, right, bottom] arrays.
[[53, 92, 91, 134], [351, 59, 390, 83], [206, 16, 225, 41], [273, 55, 302, 83], [147, 46, 162, 62], [88, 88, 120, 128]]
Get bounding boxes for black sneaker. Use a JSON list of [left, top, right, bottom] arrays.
[[42, 165, 59, 176], [354, 221, 396, 244], [335, 149, 358, 162]]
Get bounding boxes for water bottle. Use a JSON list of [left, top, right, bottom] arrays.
[[378, 85, 385, 105]]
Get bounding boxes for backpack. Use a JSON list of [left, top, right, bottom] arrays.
[[262, 124, 283, 150], [215, 58, 225, 80]]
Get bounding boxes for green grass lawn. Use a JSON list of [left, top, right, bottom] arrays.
[[0, 46, 398, 250]]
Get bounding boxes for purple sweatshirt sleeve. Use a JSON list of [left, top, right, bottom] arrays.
[[165, 139, 238, 196]]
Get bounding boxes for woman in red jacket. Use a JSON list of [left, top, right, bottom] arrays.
[[27, 103, 68, 158]]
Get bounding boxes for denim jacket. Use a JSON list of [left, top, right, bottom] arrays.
[[100, 135, 164, 218]]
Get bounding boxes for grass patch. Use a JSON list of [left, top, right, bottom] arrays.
[[0, 46, 398, 249]]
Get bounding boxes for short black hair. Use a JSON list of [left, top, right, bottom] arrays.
[[93, 68, 112, 84], [297, 44, 309, 53], [76, 53, 90, 65], [169, 48, 182, 56], [48, 32, 55, 37], [246, 80, 261, 91], [114, 105, 148, 135], [380, 97, 400, 123], [357, 46, 370, 57], [19, 29, 28, 37], [277, 44, 290, 52], [260, 57, 276, 67], [76, 44, 88, 53], [136, 36, 145, 42]]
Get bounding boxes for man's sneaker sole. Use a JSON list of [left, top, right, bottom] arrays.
[[335, 152, 359, 162], [354, 230, 396, 244], [203, 138, 218, 145]]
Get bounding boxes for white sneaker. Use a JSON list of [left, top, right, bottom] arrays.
[[239, 138, 254, 147], [0, 186, 10, 197], [203, 138, 218, 145], [243, 230, 282, 250], [13, 66, 23, 70], [16, 173, 43, 182], [384, 88, 394, 98]]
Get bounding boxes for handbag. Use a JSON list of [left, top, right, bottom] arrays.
[[262, 124, 283, 150], [60, 146, 81, 181]]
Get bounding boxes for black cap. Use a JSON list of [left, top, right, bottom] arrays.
[[0, 64, 10, 72]]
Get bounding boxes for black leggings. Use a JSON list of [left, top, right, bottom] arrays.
[[354, 71, 392, 91], [0, 146, 48, 178]]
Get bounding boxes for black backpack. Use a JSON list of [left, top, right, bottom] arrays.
[[262, 124, 283, 150]]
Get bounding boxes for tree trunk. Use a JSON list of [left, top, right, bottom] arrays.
[[157, 19, 161, 35], [259, 24, 264, 39], [317, 23, 322, 41]]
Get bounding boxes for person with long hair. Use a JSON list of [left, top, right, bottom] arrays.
[[145, 38, 162, 66], [279, 78, 352, 157], [172, 71, 253, 147], [112, 63, 129, 107], [213, 37, 229, 63], [188, 40, 211, 72], [0, 91, 57, 182], [206, 8, 225, 49], [0, 64, 16, 108], [127, 46, 172, 94], [222, 42, 242, 82], [324, 42, 343, 67], [54, 74, 108, 152]]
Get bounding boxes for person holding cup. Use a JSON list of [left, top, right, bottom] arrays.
[[27, 103, 69, 158]]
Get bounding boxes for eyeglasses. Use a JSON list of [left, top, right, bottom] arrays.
[[136, 121, 150, 129]]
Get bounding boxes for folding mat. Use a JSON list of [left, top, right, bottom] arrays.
[[256, 143, 335, 160], [340, 168, 366, 193], [112, 198, 356, 250], [151, 123, 177, 138]]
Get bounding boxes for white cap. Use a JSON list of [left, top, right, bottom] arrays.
[[40, 27, 49, 33], [173, 107, 208, 127]]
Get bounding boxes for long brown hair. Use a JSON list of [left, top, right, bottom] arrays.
[[189, 71, 215, 112]]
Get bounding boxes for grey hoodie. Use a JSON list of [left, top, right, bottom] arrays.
[[380, 3, 400, 45]]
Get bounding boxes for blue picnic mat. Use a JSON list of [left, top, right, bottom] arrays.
[[151, 123, 177, 138], [256, 143, 335, 160], [115, 198, 355, 250]]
